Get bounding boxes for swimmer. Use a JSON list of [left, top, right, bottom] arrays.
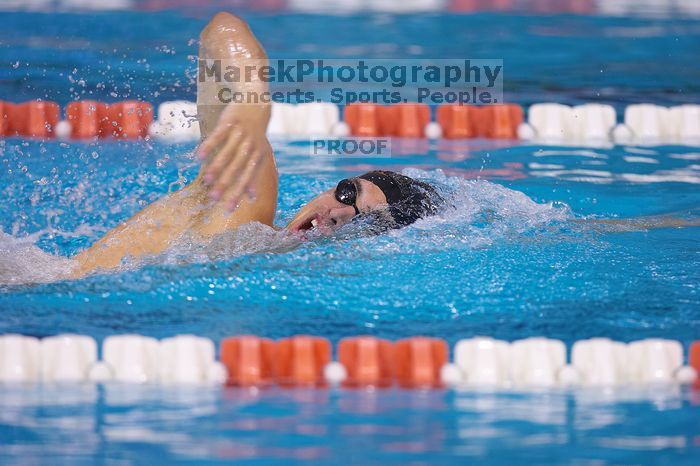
[[69, 12, 699, 279], [71, 12, 443, 278]]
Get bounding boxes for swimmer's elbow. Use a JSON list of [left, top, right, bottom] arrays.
[[199, 11, 266, 61], [211, 11, 245, 25], [201, 12, 249, 40]]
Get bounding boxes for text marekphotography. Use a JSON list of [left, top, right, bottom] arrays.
[[198, 58, 503, 106]]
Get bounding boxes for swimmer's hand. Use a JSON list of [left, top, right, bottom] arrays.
[[196, 105, 269, 211]]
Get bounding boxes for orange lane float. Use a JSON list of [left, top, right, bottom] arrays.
[[449, 0, 515, 12], [690, 341, 700, 388], [437, 103, 523, 139], [220, 336, 276, 387], [0, 101, 7, 137], [436, 104, 475, 139], [1, 100, 60, 138], [0, 100, 527, 141], [343, 103, 383, 137], [66, 100, 106, 139], [393, 337, 449, 388], [345, 103, 431, 138], [66, 100, 153, 139], [531, 0, 595, 14], [474, 104, 523, 139], [380, 103, 431, 138], [274, 335, 331, 387], [99, 101, 153, 139], [337, 336, 394, 387]]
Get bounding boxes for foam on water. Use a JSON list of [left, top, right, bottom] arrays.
[[0, 230, 76, 286], [347, 168, 574, 252], [0, 169, 573, 287]]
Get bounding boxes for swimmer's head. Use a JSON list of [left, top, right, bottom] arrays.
[[286, 170, 443, 236]]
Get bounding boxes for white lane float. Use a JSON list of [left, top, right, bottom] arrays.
[[445, 337, 511, 387], [268, 102, 345, 138], [509, 337, 573, 387], [570, 338, 629, 386], [159, 335, 227, 385], [669, 104, 700, 141], [519, 103, 574, 141], [627, 338, 697, 384], [519, 103, 617, 143], [1, 333, 697, 388], [611, 104, 700, 143], [149, 100, 201, 142], [613, 104, 671, 143], [267, 102, 294, 137], [570, 104, 617, 141], [59, 0, 133, 11], [288, 0, 442, 13], [40, 334, 97, 383], [90, 334, 160, 383], [0, 334, 41, 382]]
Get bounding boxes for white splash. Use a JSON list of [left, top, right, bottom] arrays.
[[0, 171, 573, 285], [0, 231, 76, 286]]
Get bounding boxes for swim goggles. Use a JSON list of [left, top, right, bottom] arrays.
[[334, 178, 361, 216]]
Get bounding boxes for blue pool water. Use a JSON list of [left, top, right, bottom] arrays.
[[1, 6, 700, 465]]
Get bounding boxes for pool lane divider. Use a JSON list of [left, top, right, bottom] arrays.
[[64, 100, 153, 139], [2, 100, 698, 144], [691, 341, 700, 389], [0, 100, 153, 140], [0, 334, 698, 389], [0, 101, 60, 138]]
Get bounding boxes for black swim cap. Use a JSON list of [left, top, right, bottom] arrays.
[[358, 170, 443, 228]]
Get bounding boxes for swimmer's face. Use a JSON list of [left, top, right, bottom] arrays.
[[286, 178, 388, 235]]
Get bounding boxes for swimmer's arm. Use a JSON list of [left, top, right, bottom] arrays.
[[70, 12, 279, 278], [195, 12, 272, 211], [70, 181, 206, 276], [70, 163, 277, 278]]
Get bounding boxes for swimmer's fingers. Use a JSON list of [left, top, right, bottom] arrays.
[[203, 127, 246, 186], [196, 117, 239, 162], [222, 150, 264, 212], [244, 176, 258, 201], [243, 150, 264, 201], [210, 138, 255, 201]]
